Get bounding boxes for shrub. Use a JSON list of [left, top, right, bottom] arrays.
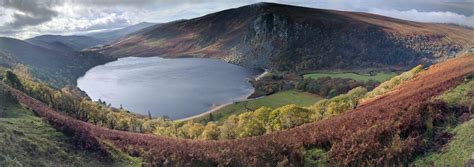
[[362, 65, 423, 102], [310, 87, 367, 119]]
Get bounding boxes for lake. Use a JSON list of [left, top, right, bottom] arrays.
[[77, 57, 261, 119]]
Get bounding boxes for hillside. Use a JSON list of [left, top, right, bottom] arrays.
[[0, 84, 142, 166], [98, 2, 474, 71], [6, 52, 473, 165], [0, 37, 110, 87]]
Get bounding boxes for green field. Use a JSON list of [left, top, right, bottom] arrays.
[[194, 90, 323, 123], [0, 84, 142, 166], [303, 71, 397, 82]]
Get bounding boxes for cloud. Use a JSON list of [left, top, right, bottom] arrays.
[[368, 8, 474, 27], [0, 0, 60, 29], [279, 0, 474, 27]]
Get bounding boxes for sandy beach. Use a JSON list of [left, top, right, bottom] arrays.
[[175, 102, 234, 121]]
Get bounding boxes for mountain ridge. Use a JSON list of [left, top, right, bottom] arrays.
[[97, 2, 474, 71]]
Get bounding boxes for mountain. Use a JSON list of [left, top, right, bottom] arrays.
[[0, 37, 110, 87], [26, 35, 103, 52], [84, 22, 156, 44], [25, 22, 156, 53], [98, 2, 474, 71]]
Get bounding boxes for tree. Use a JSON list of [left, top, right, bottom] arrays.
[[236, 112, 265, 138], [219, 115, 239, 139], [208, 113, 215, 122], [200, 122, 220, 140], [309, 99, 329, 121], [154, 125, 178, 137], [143, 118, 170, 133], [268, 105, 311, 131], [187, 122, 205, 139], [178, 121, 204, 139], [3, 71, 23, 90], [106, 112, 119, 129]]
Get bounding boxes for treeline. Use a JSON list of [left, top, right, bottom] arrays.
[[296, 77, 378, 98], [153, 87, 368, 140], [249, 73, 298, 98]]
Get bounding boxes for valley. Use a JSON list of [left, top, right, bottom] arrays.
[[0, 1, 473, 166]]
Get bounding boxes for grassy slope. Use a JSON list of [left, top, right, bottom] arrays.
[[0, 84, 142, 166], [413, 79, 474, 166], [413, 119, 474, 166], [194, 90, 323, 123], [303, 71, 397, 82]]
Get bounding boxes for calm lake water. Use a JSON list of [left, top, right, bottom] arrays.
[[77, 57, 261, 119]]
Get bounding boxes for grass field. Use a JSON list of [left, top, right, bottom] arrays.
[[303, 71, 397, 82], [193, 90, 323, 123], [0, 84, 142, 166]]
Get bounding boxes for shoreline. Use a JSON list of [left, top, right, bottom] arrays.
[[176, 70, 268, 122], [175, 102, 234, 121]]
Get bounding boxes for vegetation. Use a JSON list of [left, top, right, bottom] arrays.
[[0, 84, 142, 166], [413, 76, 474, 165], [296, 77, 378, 98], [194, 90, 323, 123], [439, 77, 474, 107], [413, 119, 474, 166], [304, 148, 329, 166], [361, 65, 424, 102], [248, 72, 299, 98], [155, 87, 367, 139], [1, 69, 171, 134], [303, 71, 397, 82], [308, 87, 367, 120]]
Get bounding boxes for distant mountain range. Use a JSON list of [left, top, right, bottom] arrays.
[[26, 35, 103, 52], [97, 2, 474, 71], [25, 22, 157, 52], [83, 22, 156, 44]]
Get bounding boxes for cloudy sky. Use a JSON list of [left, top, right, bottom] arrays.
[[0, 0, 473, 39]]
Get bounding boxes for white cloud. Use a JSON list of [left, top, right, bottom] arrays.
[[369, 8, 474, 27]]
